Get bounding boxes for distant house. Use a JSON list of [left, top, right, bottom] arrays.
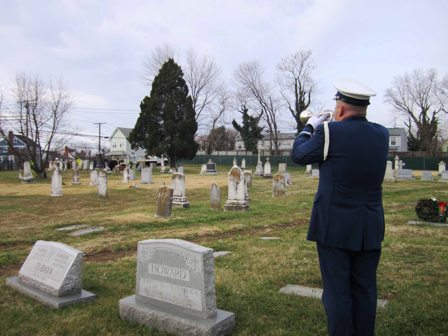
[[388, 128, 408, 152], [235, 127, 408, 155], [0, 131, 41, 170], [106, 127, 146, 164]]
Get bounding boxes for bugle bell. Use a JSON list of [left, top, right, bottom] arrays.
[[299, 109, 334, 124]]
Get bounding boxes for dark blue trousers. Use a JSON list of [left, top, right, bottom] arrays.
[[317, 243, 381, 336]]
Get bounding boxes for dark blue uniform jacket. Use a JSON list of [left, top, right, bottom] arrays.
[[291, 117, 389, 251]]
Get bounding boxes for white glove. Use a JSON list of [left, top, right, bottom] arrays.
[[307, 114, 330, 131]]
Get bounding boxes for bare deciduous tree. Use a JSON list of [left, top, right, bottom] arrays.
[[385, 69, 446, 153], [184, 50, 223, 125], [0, 72, 72, 177], [142, 44, 176, 85], [277, 50, 317, 133], [234, 61, 281, 155], [143, 47, 227, 133]]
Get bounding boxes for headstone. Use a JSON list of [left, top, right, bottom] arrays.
[[283, 172, 292, 186], [155, 186, 174, 218], [224, 166, 249, 211], [70, 226, 105, 237], [89, 170, 98, 186], [205, 160, 217, 175], [278, 163, 287, 174], [72, 160, 78, 170], [119, 239, 235, 336], [421, 171, 433, 181], [128, 168, 135, 180], [82, 160, 89, 171], [441, 171, 448, 182], [19, 161, 34, 182], [305, 164, 312, 176], [213, 251, 232, 258], [50, 161, 63, 197], [97, 170, 108, 199], [241, 158, 246, 170], [383, 161, 395, 182], [243, 170, 252, 188], [260, 237, 280, 240], [254, 152, 263, 176], [263, 157, 272, 178], [71, 169, 80, 185], [311, 169, 319, 178], [89, 162, 94, 171], [140, 167, 153, 184], [272, 173, 286, 197], [199, 164, 207, 175], [56, 224, 88, 231], [396, 169, 413, 180], [439, 161, 446, 175], [210, 183, 221, 210], [160, 155, 166, 174], [5, 240, 95, 308], [63, 161, 68, 171], [122, 167, 129, 183], [171, 173, 190, 208], [279, 284, 389, 308], [232, 158, 237, 167], [177, 166, 184, 174], [394, 155, 400, 170]]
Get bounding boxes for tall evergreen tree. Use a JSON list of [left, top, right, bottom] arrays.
[[130, 59, 198, 167], [232, 104, 264, 154]]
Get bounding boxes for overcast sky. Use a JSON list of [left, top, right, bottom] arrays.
[[1, 0, 447, 148]]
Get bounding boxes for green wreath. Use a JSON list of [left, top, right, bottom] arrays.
[[415, 198, 441, 222]]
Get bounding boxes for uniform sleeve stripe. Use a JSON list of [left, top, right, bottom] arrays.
[[323, 122, 330, 161]]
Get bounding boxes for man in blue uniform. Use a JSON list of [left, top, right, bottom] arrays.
[[291, 79, 389, 336]]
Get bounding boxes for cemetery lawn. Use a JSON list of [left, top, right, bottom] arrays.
[[1, 166, 448, 336]]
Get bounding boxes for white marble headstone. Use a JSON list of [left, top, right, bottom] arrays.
[[140, 167, 153, 184]]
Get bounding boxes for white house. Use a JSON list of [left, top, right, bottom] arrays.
[[106, 127, 146, 164]]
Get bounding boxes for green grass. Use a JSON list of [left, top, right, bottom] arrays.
[[0, 166, 448, 335]]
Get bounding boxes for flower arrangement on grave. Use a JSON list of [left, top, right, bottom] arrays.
[[415, 198, 448, 223]]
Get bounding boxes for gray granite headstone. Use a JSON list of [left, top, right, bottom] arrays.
[[439, 161, 446, 175], [396, 169, 413, 180], [155, 186, 174, 217], [205, 160, 217, 175], [272, 173, 286, 197], [210, 183, 221, 210], [305, 164, 312, 176], [122, 167, 129, 183], [140, 167, 153, 184], [6, 240, 95, 308], [70, 226, 105, 237], [440, 171, 448, 181], [241, 158, 246, 169], [421, 171, 433, 181], [279, 284, 388, 308], [311, 169, 319, 178], [119, 239, 235, 336]]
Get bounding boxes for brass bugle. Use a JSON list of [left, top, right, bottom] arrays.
[[299, 109, 334, 124]]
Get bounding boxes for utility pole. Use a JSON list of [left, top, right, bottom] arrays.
[[93, 122, 106, 168]]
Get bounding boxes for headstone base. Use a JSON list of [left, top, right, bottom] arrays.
[[119, 295, 235, 336], [71, 182, 81, 185], [51, 193, 63, 197], [224, 201, 249, 211], [172, 197, 190, 208], [383, 178, 396, 183], [205, 171, 217, 175], [6, 276, 95, 309]]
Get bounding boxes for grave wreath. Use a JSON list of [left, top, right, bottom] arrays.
[[415, 198, 448, 223]]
